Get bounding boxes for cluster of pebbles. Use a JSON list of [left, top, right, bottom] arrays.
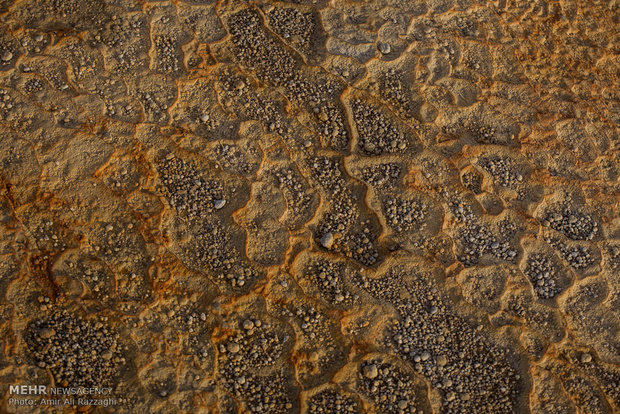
[[383, 197, 426, 232], [477, 155, 523, 188], [355, 264, 522, 413], [306, 388, 358, 413], [157, 155, 224, 217], [357, 359, 421, 414], [546, 236, 597, 271], [542, 207, 599, 241], [351, 99, 408, 155], [358, 163, 402, 188], [25, 311, 124, 388], [456, 220, 518, 266], [304, 258, 357, 305], [524, 253, 562, 299]]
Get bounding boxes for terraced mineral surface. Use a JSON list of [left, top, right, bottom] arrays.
[[0, 0, 618, 413]]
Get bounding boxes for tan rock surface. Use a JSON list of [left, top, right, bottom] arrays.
[[0, 0, 618, 413]]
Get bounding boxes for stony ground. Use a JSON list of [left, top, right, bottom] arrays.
[[0, 0, 618, 413]]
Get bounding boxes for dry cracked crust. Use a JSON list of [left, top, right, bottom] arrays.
[[0, 0, 618, 413]]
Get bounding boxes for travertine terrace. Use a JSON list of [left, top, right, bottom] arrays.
[[0, 0, 618, 413]]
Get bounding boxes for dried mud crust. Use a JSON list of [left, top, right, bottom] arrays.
[[0, 0, 618, 413]]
